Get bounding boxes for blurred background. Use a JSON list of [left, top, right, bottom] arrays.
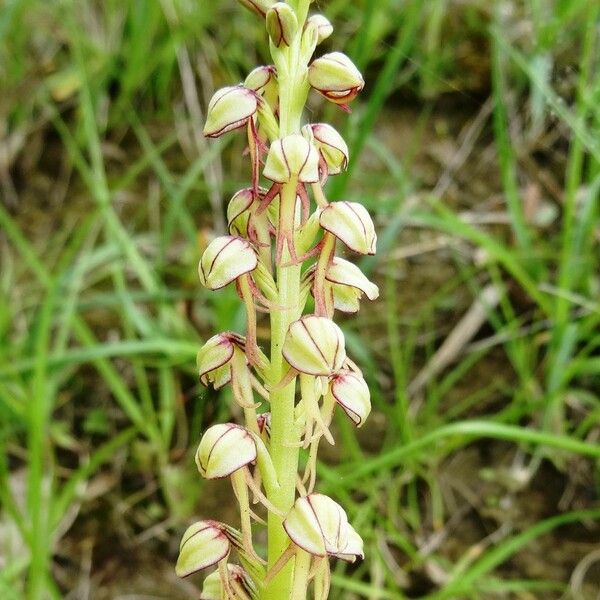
[[1, 0, 599, 598]]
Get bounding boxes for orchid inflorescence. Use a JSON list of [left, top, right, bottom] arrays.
[[177, 1, 377, 598]]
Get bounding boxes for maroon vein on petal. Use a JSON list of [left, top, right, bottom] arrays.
[[198, 341, 235, 379], [208, 237, 242, 275], [301, 319, 329, 369]]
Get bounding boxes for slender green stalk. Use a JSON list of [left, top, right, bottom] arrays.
[[265, 190, 302, 598]]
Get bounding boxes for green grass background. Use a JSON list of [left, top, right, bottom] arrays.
[[1, 0, 599, 598]]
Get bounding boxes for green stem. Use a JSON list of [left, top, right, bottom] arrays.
[[264, 198, 302, 597], [262, 2, 312, 597]]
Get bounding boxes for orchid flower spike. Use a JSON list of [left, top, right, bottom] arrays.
[[181, 1, 377, 595]]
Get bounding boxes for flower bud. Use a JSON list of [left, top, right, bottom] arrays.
[[332, 284, 362, 313], [256, 412, 271, 436], [283, 494, 364, 562], [237, 0, 275, 18], [301, 28, 318, 61], [197, 332, 244, 389], [308, 52, 364, 105], [176, 520, 231, 577], [329, 370, 371, 426], [306, 14, 333, 44], [201, 565, 256, 600], [266, 2, 298, 48], [319, 202, 377, 255], [326, 257, 379, 299], [263, 134, 320, 183], [199, 570, 221, 600], [203, 86, 259, 138], [227, 188, 254, 237], [283, 315, 346, 376], [244, 65, 277, 94], [199, 236, 257, 290], [196, 423, 257, 479], [296, 209, 321, 255], [302, 123, 349, 175]]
